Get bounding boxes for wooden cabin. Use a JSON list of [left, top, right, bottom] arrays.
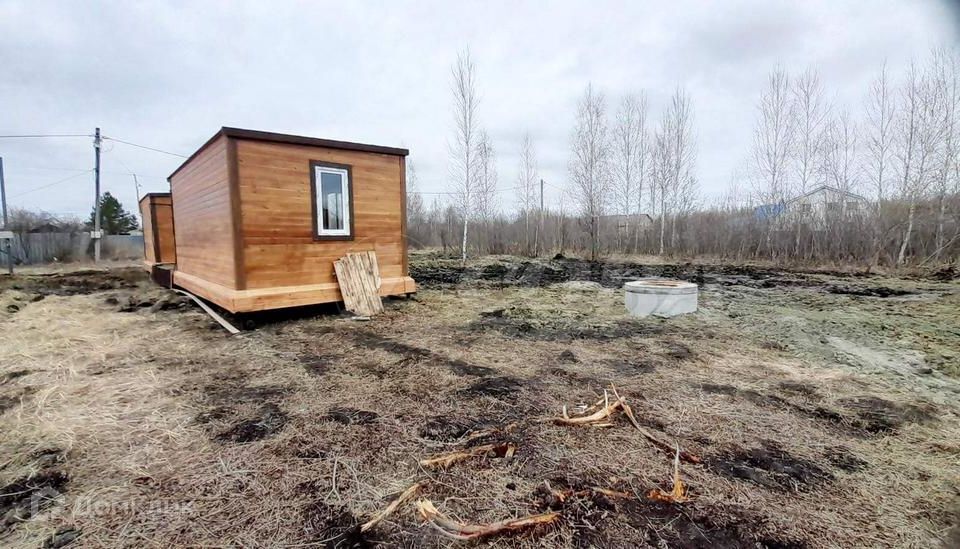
[[139, 193, 176, 267], [152, 127, 415, 313]]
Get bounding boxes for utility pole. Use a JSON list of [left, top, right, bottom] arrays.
[[0, 157, 11, 274], [93, 127, 102, 262]]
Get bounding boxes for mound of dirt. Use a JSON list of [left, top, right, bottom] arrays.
[[707, 441, 832, 491], [325, 407, 379, 425], [302, 500, 370, 548], [838, 396, 936, 433], [0, 470, 69, 531], [216, 404, 288, 443], [458, 376, 523, 398]]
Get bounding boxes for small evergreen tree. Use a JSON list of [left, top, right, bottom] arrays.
[[88, 192, 139, 234]]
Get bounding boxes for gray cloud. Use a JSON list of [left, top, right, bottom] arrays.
[[1, 0, 956, 218]]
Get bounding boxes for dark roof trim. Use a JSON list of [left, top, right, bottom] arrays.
[[138, 192, 171, 204], [168, 127, 409, 181]]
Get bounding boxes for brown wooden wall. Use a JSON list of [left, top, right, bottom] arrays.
[[140, 198, 156, 264], [139, 194, 177, 265], [168, 135, 237, 288], [235, 139, 405, 290]]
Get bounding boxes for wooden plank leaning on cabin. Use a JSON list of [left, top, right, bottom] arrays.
[[333, 251, 384, 317]]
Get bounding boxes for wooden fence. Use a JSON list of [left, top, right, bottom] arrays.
[[2, 232, 144, 265]]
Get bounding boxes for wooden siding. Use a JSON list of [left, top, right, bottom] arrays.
[[168, 135, 237, 289], [139, 194, 176, 266], [235, 139, 407, 290], [140, 198, 156, 265]]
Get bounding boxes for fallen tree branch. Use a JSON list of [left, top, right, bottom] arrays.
[[555, 384, 702, 464], [419, 443, 516, 470], [360, 481, 426, 533], [415, 499, 559, 540]]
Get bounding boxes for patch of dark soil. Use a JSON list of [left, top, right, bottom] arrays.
[[558, 350, 579, 363], [43, 527, 80, 548], [302, 500, 371, 548], [700, 383, 738, 396], [299, 353, 338, 376], [707, 441, 832, 491], [349, 330, 494, 377], [777, 381, 819, 397], [662, 342, 696, 361], [147, 294, 192, 313], [1, 369, 31, 384], [826, 285, 913, 298], [195, 406, 236, 424], [468, 315, 665, 342], [604, 358, 657, 376], [541, 366, 604, 387], [929, 265, 958, 281], [203, 383, 290, 406], [216, 404, 288, 442], [725, 387, 844, 425], [448, 360, 495, 377], [31, 447, 65, 469], [458, 376, 523, 398], [326, 407, 380, 425], [838, 396, 936, 433], [0, 470, 69, 530], [408, 262, 466, 286], [418, 417, 477, 442], [350, 331, 432, 359], [824, 446, 868, 472], [2, 268, 146, 297], [622, 499, 806, 549]]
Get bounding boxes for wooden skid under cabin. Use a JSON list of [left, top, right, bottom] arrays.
[[143, 127, 416, 313]]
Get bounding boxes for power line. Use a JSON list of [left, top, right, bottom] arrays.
[[9, 170, 92, 199], [101, 136, 188, 158], [0, 133, 91, 139]]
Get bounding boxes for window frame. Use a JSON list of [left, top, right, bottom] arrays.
[[309, 160, 354, 241]]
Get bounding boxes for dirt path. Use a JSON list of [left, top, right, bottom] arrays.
[[0, 259, 958, 548]]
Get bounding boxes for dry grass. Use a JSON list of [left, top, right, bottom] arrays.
[[0, 260, 958, 548]]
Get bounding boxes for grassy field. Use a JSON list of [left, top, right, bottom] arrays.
[[0, 254, 958, 548]]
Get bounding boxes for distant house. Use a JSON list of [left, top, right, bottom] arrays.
[[600, 213, 653, 231], [27, 222, 62, 233], [754, 186, 869, 226], [786, 185, 869, 218]]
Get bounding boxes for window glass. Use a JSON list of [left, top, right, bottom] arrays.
[[321, 172, 344, 231], [314, 165, 351, 237]]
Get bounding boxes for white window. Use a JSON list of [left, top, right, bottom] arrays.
[[313, 164, 351, 238]]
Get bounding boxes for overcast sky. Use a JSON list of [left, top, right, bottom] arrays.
[[1, 0, 957, 221]]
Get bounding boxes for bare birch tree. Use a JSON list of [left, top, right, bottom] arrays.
[[930, 48, 960, 260], [650, 128, 671, 255], [516, 132, 539, 256], [569, 83, 611, 261], [664, 87, 697, 251], [405, 158, 427, 247], [895, 59, 944, 264], [475, 129, 499, 250], [821, 109, 860, 194], [449, 49, 480, 265], [612, 93, 649, 253], [864, 62, 897, 266], [751, 67, 795, 256], [790, 68, 829, 255]]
